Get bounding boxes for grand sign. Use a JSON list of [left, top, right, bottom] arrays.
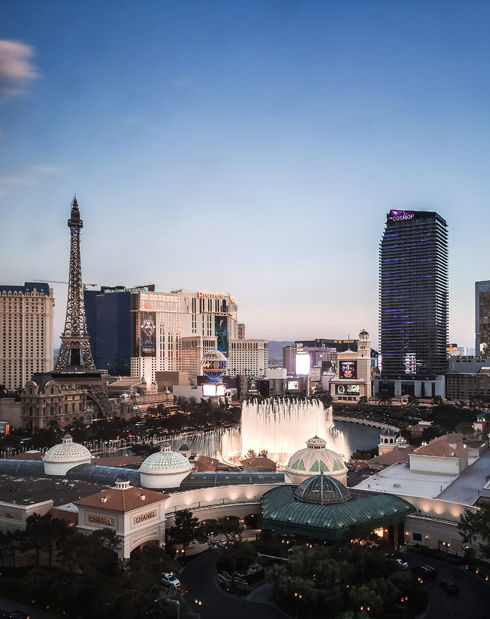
[[133, 510, 156, 525], [89, 515, 114, 526]]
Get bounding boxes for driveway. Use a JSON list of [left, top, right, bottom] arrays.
[[407, 553, 490, 619], [181, 551, 287, 619]]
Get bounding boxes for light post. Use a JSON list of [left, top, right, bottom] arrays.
[[401, 596, 408, 619], [294, 592, 302, 618]]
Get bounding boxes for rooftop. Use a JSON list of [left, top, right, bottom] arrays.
[[354, 461, 459, 499], [76, 485, 168, 512]]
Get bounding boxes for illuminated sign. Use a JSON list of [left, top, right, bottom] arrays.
[[216, 384, 225, 396], [295, 353, 310, 376], [134, 510, 156, 525], [339, 361, 357, 379], [140, 312, 156, 357], [203, 384, 217, 396], [447, 344, 458, 352], [347, 384, 360, 394], [89, 515, 114, 526], [144, 302, 153, 310], [287, 380, 300, 390], [198, 290, 226, 299], [388, 210, 415, 222], [336, 384, 359, 395]]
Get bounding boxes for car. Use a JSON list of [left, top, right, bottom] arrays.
[[395, 558, 408, 570], [0, 610, 30, 619], [411, 565, 437, 581], [440, 580, 458, 595], [161, 572, 180, 588]]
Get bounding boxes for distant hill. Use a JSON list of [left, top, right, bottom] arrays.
[[267, 341, 293, 361]]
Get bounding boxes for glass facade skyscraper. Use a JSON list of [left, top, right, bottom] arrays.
[[379, 210, 448, 380]]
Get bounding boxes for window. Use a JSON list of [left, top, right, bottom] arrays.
[[412, 532, 422, 542]]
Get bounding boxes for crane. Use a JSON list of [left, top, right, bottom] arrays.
[[33, 279, 97, 289]]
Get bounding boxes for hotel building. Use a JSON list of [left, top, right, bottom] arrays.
[[376, 210, 448, 399], [0, 282, 55, 390]]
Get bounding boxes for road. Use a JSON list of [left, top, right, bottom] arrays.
[[181, 552, 287, 619], [407, 553, 489, 619], [181, 550, 490, 619], [0, 597, 60, 619]]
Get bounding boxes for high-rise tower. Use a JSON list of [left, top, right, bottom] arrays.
[[475, 280, 490, 356], [55, 197, 96, 370], [378, 210, 448, 397]]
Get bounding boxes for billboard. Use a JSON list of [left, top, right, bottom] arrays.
[[203, 384, 217, 397], [215, 316, 228, 356], [339, 360, 357, 379], [140, 312, 156, 357], [295, 353, 310, 376], [336, 384, 360, 395], [287, 380, 300, 390]]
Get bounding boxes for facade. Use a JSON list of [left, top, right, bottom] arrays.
[[475, 280, 490, 355], [226, 339, 268, 377], [130, 288, 238, 382], [76, 478, 168, 559], [379, 210, 448, 396], [21, 377, 88, 430], [283, 344, 337, 376], [476, 281, 490, 356], [0, 282, 54, 390], [330, 330, 372, 401], [181, 336, 217, 384], [446, 369, 490, 403], [84, 286, 132, 375]]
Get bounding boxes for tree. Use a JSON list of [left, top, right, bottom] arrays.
[[458, 502, 490, 559], [168, 509, 201, 551], [258, 449, 268, 457], [23, 513, 70, 567], [245, 449, 256, 459]]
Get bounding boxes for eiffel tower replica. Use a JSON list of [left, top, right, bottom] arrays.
[[50, 197, 114, 417]]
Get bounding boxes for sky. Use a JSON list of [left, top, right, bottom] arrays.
[[1, 1, 490, 349]]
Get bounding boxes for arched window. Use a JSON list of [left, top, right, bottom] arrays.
[[51, 388, 54, 394], [50, 406, 54, 416], [29, 407, 33, 417]]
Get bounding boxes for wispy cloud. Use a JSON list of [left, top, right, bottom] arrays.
[[0, 165, 63, 198], [0, 40, 39, 98]]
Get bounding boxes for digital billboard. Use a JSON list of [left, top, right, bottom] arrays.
[[295, 353, 310, 376], [203, 384, 217, 397], [339, 361, 357, 379], [287, 380, 300, 390], [336, 384, 360, 395], [140, 312, 156, 357], [215, 316, 228, 356], [216, 384, 225, 396]]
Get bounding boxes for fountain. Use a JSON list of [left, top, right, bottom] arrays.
[[164, 398, 378, 467], [241, 398, 333, 466]]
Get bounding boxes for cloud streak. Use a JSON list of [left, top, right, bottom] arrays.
[[0, 40, 39, 98]]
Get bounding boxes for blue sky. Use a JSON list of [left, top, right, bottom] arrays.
[[1, 1, 490, 348]]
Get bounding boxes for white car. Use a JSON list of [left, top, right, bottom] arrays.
[[161, 573, 180, 588], [395, 558, 408, 570]]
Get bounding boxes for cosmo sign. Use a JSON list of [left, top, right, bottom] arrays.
[[388, 210, 415, 222]]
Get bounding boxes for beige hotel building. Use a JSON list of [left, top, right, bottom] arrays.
[[0, 282, 55, 390]]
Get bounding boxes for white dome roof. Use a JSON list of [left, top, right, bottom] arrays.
[[43, 435, 92, 464], [286, 436, 346, 476], [139, 447, 193, 475]]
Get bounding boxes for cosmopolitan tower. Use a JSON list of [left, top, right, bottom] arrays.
[[377, 210, 448, 399]]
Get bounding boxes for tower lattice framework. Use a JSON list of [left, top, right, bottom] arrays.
[[55, 197, 96, 370]]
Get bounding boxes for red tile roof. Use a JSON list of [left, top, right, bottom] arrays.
[[76, 486, 168, 513]]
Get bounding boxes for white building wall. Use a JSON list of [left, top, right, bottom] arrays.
[[409, 455, 462, 476], [227, 340, 268, 377]]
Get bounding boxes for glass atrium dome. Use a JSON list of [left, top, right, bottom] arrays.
[[293, 474, 352, 505]]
